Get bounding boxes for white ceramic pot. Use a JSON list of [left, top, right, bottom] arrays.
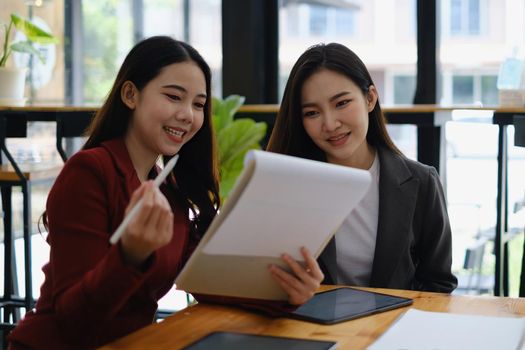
[[0, 67, 27, 105]]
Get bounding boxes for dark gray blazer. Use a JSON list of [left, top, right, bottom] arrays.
[[319, 147, 458, 293]]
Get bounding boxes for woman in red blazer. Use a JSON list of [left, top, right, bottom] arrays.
[[8, 36, 322, 349]]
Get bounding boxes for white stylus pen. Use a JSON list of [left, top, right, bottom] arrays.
[[109, 154, 179, 245]]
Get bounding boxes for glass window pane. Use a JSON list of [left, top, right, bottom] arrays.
[[481, 75, 498, 106], [452, 75, 474, 104], [450, 0, 462, 35], [79, 0, 222, 102], [2, 1, 65, 105], [393, 75, 416, 104], [82, 0, 133, 105], [144, 0, 184, 38], [440, 0, 525, 296], [440, 0, 495, 107], [335, 9, 355, 36], [286, 4, 300, 37], [189, 0, 222, 98], [279, 0, 417, 104], [309, 5, 327, 36], [1, 4, 66, 290], [468, 0, 480, 35]]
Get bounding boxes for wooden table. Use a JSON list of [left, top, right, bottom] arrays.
[[100, 287, 525, 349]]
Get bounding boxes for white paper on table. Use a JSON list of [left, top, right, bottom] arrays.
[[367, 309, 525, 350], [201, 150, 372, 261]]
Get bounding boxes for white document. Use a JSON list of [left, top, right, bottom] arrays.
[[202, 150, 372, 260], [368, 309, 525, 350], [175, 150, 371, 300]]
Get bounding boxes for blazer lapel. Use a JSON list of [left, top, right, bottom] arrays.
[[102, 138, 141, 188], [369, 148, 419, 287]]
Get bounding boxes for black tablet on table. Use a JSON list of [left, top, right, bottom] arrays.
[[181, 331, 337, 350], [289, 287, 413, 324]]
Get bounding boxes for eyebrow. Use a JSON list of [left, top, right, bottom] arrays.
[[162, 84, 207, 99], [329, 91, 351, 101], [301, 91, 351, 108]]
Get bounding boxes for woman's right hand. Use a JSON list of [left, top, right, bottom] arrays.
[[120, 181, 174, 268]]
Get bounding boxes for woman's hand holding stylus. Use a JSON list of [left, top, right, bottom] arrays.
[[120, 181, 174, 268]]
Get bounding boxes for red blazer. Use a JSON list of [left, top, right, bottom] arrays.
[[9, 139, 194, 349]]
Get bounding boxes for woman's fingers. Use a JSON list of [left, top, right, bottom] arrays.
[[301, 247, 324, 281], [281, 248, 323, 287], [269, 247, 324, 305], [120, 182, 174, 266], [129, 185, 156, 235], [155, 196, 174, 245], [280, 253, 316, 285], [142, 188, 173, 236], [144, 192, 162, 236], [269, 263, 306, 292], [269, 267, 311, 305], [126, 181, 152, 214], [129, 185, 172, 232]]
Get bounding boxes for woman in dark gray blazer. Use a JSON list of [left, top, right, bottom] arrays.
[[267, 43, 457, 293]]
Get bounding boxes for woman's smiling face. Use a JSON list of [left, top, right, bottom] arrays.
[[124, 60, 207, 160], [301, 68, 377, 168]]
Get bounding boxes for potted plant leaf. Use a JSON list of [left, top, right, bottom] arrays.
[[212, 95, 267, 201], [0, 13, 58, 106]]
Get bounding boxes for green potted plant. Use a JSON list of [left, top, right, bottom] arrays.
[[0, 13, 58, 105], [213, 95, 267, 201]]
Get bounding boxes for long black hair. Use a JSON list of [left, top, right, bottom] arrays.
[[267, 43, 401, 159], [83, 36, 220, 237]]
